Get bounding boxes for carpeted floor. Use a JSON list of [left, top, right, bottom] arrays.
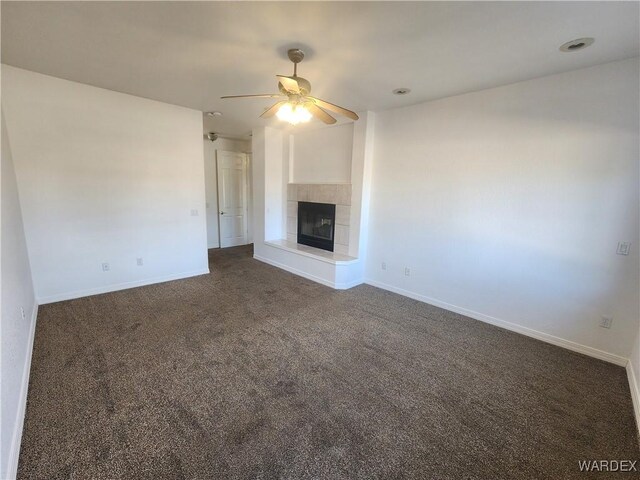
[[18, 245, 639, 479]]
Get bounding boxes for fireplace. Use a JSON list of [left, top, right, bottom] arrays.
[[297, 201, 336, 252]]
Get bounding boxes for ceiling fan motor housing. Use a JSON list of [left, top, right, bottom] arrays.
[[279, 76, 311, 96], [279, 49, 311, 96]]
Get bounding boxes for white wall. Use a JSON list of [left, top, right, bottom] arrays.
[[264, 128, 285, 243], [251, 128, 266, 252], [291, 123, 353, 184], [252, 126, 287, 253], [1, 110, 37, 479], [366, 58, 639, 362], [203, 137, 251, 248], [203, 139, 220, 248], [2, 66, 209, 303], [349, 112, 375, 261]]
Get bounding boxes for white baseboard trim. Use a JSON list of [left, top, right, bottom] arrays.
[[6, 303, 38, 480], [338, 278, 364, 290], [254, 255, 362, 290], [626, 360, 640, 435], [365, 279, 628, 367], [37, 268, 211, 304]]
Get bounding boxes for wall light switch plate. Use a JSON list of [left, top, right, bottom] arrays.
[[102, 263, 110, 272], [616, 242, 631, 256], [136, 258, 143, 266], [381, 262, 387, 270], [190, 209, 199, 216], [20, 307, 25, 321], [404, 267, 411, 276]]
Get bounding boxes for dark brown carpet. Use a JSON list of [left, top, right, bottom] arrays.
[[18, 245, 639, 479]]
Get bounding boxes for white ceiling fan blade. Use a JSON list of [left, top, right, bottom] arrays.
[[306, 103, 337, 125], [308, 97, 359, 121], [260, 101, 287, 118], [221, 94, 284, 99], [276, 75, 300, 94]]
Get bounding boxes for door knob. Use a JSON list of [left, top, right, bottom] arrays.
[[220, 211, 225, 215]]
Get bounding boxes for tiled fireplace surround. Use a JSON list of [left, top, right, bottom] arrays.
[[286, 183, 352, 256]]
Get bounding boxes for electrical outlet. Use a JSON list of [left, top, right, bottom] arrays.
[[136, 258, 143, 266], [616, 242, 631, 256], [600, 316, 613, 329], [404, 267, 411, 276], [381, 262, 387, 270], [102, 262, 110, 272], [20, 307, 25, 321]]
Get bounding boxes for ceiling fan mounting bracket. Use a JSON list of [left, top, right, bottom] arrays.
[[287, 48, 305, 65]]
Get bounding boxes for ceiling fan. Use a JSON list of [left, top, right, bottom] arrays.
[[221, 49, 358, 126]]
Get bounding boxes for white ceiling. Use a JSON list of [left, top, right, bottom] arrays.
[[2, 2, 638, 138]]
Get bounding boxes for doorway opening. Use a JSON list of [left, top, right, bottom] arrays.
[[204, 140, 253, 252], [216, 150, 251, 248]]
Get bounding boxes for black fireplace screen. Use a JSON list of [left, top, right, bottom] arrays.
[[297, 201, 336, 252]]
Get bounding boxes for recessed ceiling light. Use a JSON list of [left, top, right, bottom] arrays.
[[206, 111, 223, 117], [559, 38, 594, 52], [393, 88, 411, 95]]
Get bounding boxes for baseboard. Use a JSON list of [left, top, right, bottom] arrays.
[[365, 279, 628, 367], [337, 278, 364, 290], [6, 303, 38, 480], [627, 360, 640, 436], [37, 268, 210, 304], [254, 255, 362, 290]]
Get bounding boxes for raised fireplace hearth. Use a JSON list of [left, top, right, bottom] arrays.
[[297, 201, 336, 252]]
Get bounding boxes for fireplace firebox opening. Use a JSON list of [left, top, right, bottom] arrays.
[[297, 201, 336, 252]]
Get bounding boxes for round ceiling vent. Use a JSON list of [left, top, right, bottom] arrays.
[[559, 38, 595, 52], [393, 88, 411, 95]]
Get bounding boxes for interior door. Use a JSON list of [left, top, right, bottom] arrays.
[[217, 150, 248, 247]]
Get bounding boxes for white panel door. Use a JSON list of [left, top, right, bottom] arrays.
[[217, 150, 248, 247]]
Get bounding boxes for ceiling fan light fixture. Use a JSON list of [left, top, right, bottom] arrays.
[[221, 45, 357, 125], [276, 103, 312, 125]]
